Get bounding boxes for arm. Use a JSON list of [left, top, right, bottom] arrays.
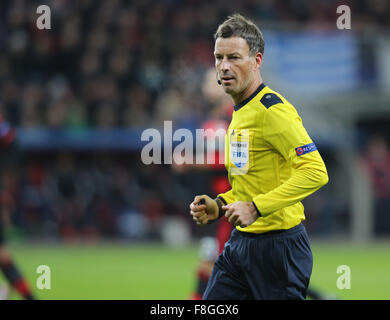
[[252, 104, 328, 216], [217, 189, 235, 205]]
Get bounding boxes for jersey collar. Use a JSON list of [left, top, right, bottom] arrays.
[[234, 83, 266, 111]]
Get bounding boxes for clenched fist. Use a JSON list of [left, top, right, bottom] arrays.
[[189, 195, 219, 225], [223, 201, 259, 228]]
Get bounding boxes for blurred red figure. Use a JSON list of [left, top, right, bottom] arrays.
[[361, 135, 390, 234], [190, 217, 233, 300], [0, 115, 35, 300], [183, 69, 234, 300]]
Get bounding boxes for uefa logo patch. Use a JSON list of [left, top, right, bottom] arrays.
[[295, 142, 317, 156]]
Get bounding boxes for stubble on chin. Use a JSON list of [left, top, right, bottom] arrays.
[[222, 84, 235, 96]]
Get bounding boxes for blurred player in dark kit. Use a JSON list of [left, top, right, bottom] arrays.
[[0, 115, 35, 300]]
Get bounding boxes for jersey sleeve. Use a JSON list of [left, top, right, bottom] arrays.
[[217, 189, 235, 205], [252, 103, 329, 216]]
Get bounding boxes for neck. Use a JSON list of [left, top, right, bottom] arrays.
[[232, 75, 263, 106]]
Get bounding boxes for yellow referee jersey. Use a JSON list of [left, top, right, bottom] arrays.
[[218, 83, 328, 233]]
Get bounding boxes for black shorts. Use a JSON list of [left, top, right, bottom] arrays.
[[203, 223, 313, 300]]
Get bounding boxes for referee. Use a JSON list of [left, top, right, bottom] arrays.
[[190, 14, 328, 300]]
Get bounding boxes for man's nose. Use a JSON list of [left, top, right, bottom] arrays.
[[220, 58, 231, 73]]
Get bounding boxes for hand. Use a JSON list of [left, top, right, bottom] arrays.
[[189, 195, 219, 225], [223, 201, 259, 228]]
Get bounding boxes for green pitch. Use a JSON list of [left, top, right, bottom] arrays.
[[1, 242, 390, 300]]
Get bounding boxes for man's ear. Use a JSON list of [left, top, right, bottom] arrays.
[[255, 52, 263, 70]]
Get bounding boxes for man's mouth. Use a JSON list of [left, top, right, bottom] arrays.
[[221, 76, 235, 83]]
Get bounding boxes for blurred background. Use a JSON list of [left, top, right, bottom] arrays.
[[0, 0, 389, 299]]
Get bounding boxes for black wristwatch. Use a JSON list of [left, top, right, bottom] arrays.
[[215, 197, 226, 219], [206, 197, 226, 224]]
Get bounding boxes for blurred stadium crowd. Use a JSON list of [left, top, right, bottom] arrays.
[[2, 0, 390, 129], [0, 0, 389, 242]]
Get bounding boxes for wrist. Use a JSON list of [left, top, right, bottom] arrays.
[[251, 201, 261, 218], [215, 197, 227, 219], [206, 197, 225, 224]]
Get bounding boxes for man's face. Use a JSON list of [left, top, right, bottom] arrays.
[[214, 36, 260, 99]]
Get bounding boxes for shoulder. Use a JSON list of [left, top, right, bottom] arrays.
[[258, 90, 302, 129], [257, 88, 298, 115], [260, 92, 284, 109], [246, 86, 298, 120], [257, 87, 295, 112], [244, 85, 286, 113]]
